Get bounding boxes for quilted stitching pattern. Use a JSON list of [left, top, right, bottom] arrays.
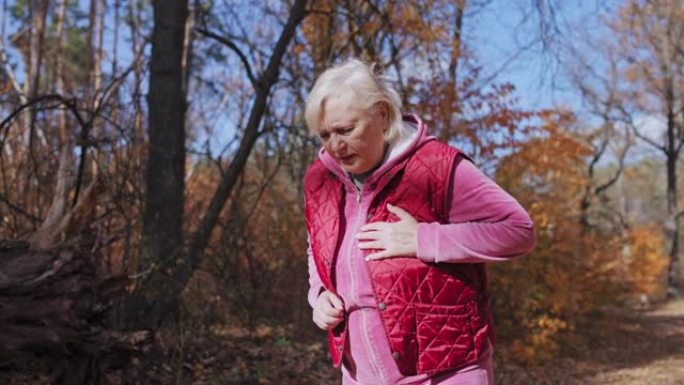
[[304, 161, 347, 366], [304, 140, 493, 375], [364, 141, 489, 374]]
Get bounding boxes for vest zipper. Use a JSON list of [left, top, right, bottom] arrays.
[[347, 186, 362, 315], [349, 186, 386, 384]]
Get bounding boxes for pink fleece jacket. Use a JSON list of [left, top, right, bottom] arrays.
[[307, 116, 536, 384]]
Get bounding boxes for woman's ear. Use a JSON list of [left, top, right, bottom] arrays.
[[378, 101, 390, 119], [374, 101, 391, 133]]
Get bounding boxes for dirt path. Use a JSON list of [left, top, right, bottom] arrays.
[[497, 299, 684, 385], [588, 299, 684, 385]]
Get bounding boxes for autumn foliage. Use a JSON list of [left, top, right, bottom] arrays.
[[493, 111, 669, 363], [0, 0, 680, 383]]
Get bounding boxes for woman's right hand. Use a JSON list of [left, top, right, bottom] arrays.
[[313, 290, 345, 330]]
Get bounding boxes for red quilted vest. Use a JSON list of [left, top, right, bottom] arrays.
[[304, 138, 494, 376]]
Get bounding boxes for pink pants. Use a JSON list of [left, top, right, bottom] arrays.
[[342, 364, 493, 385]]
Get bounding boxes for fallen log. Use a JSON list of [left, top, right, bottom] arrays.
[[0, 147, 136, 384], [0, 239, 133, 385]]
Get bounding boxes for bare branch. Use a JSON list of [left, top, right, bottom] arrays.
[[676, 210, 684, 221], [677, 136, 684, 154], [0, 192, 42, 223], [615, 104, 667, 152], [0, 94, 86, 150], [594, 137, 629, 196], [28, 175, 102, 250], [195, 27, 258, 89]]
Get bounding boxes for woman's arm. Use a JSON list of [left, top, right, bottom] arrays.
[[307, 235, 345, 330], [416, 155, 536, 263], [307, 235, 325, 308]]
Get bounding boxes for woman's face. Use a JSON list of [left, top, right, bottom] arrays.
[[317, 92, 389, 175]]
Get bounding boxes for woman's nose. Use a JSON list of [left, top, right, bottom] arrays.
[[329, 134, 346, 152]]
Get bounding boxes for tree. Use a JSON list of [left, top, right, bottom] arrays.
[[122, 0, 188, 329], [124, 0, 310, 329], [607, 0, 684, 296], [493, 111, 668, 362]]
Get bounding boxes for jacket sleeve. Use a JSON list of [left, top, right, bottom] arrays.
[[307, 234, 325, 308], [416, 155, 536, 263]]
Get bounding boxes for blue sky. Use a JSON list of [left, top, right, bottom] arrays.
[[2, 0, 661, 159], [468, 0, 622, 112], [1, 1, 618, 108], [467, 0, 667, 161]]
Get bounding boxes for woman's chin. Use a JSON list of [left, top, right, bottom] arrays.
[[341, 158, 383, 175], [339, 159, 363, 173], [343, 165, 365, 174]]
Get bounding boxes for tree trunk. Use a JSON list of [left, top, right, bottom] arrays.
[[440, 0, 465, 142], [22, 0, 49, 207], [124, 0, 309, 330], [308, 0, 334, 78], [112, 0, 120, 75], [666, 78, 680, 296], [181, 0, 199, 98], [123, 0, 189, 329], [27, 0, 48, 113], [448, 0, 465, 86], [85, 0, 96, 103], [24, 0, 48, 136], [54, 0, 68, 145], [48, 1, 71, 232], [611, 0, 684, 298], [127, 1, 145, 165], [86, 0, 105, 177]]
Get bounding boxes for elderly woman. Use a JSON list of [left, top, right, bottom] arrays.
[[303, 59, 535, 385]]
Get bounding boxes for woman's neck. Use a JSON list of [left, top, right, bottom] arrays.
[[350, 142, 390, 186]]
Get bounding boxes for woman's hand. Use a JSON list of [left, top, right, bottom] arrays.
[[313, 290, 345, 330], [357, 204, 418, 260]]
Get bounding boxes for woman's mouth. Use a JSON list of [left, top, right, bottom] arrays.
[[339, 154, 355, 163]]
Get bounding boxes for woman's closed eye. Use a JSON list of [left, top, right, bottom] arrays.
[[338, 126, 355, 135], [318, 126, 354, 142]]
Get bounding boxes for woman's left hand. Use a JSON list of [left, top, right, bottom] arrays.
[[357, 204, 418, 260]]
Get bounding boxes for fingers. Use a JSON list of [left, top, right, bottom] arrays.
[[355, 230, 382, 240], [313, 309, 344, 330], [386, 203, 413, 220], [323, 318, 343, 330], [313, 291, 345, 330], [358, 240, 384, 249], [364, 250, 393, 261], [360, 204, 415, 233], [360, 204, 418, 259], [360, 222, 387, 232], [314, 311, 344, 330], [326, 292, 344, 310]]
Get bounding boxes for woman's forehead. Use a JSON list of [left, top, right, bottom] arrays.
[[320, 93, 363, 130]]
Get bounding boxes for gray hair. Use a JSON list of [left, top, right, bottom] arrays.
[[304, 59, 407, 144]]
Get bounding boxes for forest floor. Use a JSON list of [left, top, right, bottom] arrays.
[[163, 298, 684, 385], [4, 300, 684, 384], [497, 298, 684, 385]]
